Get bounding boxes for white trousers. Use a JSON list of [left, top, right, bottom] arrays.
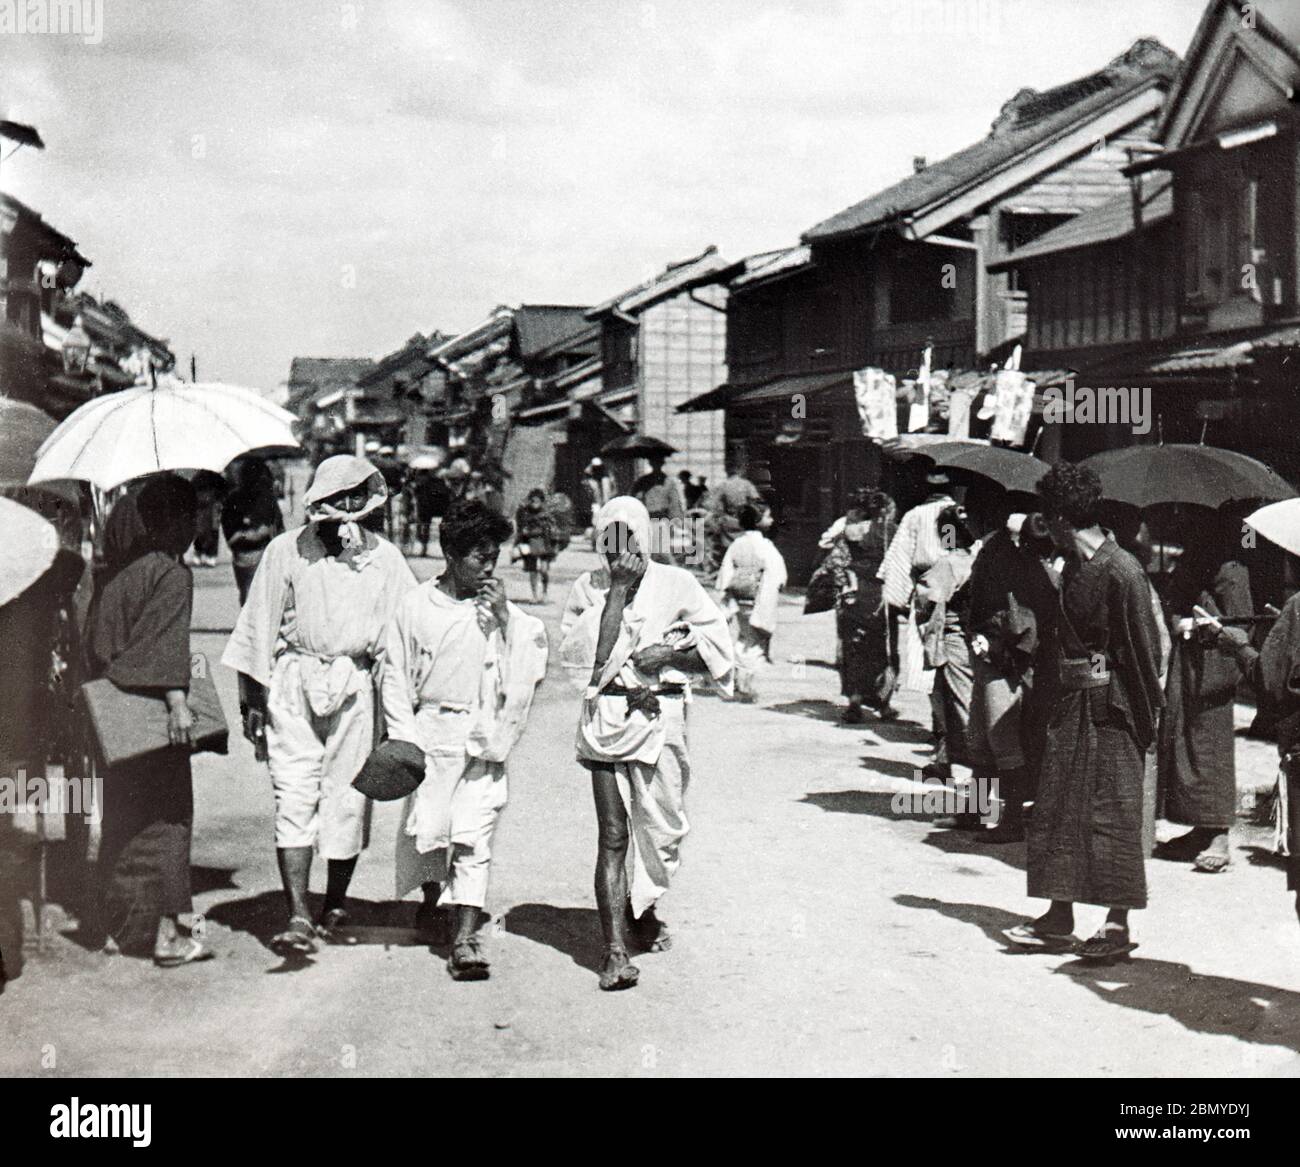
[[614, 698, 691, 918], [266, 655, 373, 859]]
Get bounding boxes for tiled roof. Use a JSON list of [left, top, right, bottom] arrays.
[[286, 357, 373, 406], [803, 38, 1178, 242], [512, 305, 594, 359], [989, 176, 1173, 270], [587, 246, 732, 319], [732, 245, 813, 289]]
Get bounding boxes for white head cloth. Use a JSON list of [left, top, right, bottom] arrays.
[[305, 455, 387, 555]]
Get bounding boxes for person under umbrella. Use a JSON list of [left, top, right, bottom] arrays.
[[86, 475, 212, 966], [221, 457, 285, 605], [1005, 463, 1164, 962], [1156, 518, 1254, 873], [223, 455, 417, 954], [823, 489, 898, 723]]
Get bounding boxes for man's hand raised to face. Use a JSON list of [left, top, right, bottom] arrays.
[[477, 576, 510, 634], [608, 547, 647, 592]]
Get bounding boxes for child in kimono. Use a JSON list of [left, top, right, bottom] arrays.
[[715, 502, 787, 702], [561, 496, 734, 991], [381, 500, 548, 980]]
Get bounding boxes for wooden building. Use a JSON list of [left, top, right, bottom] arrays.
[[587, 246, 733, 490], [994, 0, 1300, 482], [682, 39, 1179, 581]]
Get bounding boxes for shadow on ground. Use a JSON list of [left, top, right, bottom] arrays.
[[896, 892, 1300, 1053], [503, 902, 603, 974], [802, 789, 1025, 869]]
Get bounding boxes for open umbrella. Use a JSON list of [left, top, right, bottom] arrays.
[[0, 496, 57, 606], [0, 397, 58, 486], [911, 439, 1049, 494], [600, 434, 677, 459], [1081, 445, 1295, 510], [1245, 498, 1300, 559], [28, 377, 299, 491]]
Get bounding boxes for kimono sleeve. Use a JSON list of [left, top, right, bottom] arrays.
[[878, 513, 917, 609], [471, 608, 549, 763], [1114, 562, 1165, 750], [678, 572, 734, 694], [750, 537, 788, 635], [378, 595, 421, 746], [222, 530, 292, 688], [105, 560, 193, 692]]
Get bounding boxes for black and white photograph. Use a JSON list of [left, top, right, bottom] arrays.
[[3, 0, 1300, 1108]]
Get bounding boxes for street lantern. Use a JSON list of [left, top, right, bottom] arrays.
[[61, 315, 91, 374]]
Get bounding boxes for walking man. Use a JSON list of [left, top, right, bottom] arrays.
[[223, 455, 416, 954], [380, 500, 548, 980], [560, 497, 734, 990]]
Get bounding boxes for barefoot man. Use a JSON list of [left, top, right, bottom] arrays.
[[380, 500, 548, 980], [223, 455, 416, 955], [561, 497, 733, 990]]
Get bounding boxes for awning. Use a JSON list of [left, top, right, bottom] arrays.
[[679, 370, 852, 414], [516, 398, 570, 423]]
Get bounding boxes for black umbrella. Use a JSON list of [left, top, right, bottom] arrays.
[[600, 434, 678, 459], [908, 439, 1049, 494], [1081, 444, 1295, 509]]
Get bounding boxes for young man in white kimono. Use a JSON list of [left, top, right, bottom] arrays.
[[380, 500, 548, 980], [560, 497, 734, 991], [223, 455, 416, 955], [715, 501, 787, 702]]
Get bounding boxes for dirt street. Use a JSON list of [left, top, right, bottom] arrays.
[[4, 538, 1300, 1078]]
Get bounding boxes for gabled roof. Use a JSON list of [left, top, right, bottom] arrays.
[[731, 245, 813, 290], [1, 192, 91, 268], [286, 357, 373, 406], [1155, 0, 1300, 145], [803, 38, 1178, 243], [989, 176, 1173, 270], [587, 246, 732, 320], [512, 305, 594, 359]]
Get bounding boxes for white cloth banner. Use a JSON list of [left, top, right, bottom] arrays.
[[854, 367, 897, 440], [989, 369, 1035, 446]]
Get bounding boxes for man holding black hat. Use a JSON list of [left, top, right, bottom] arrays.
[[380, 499, 548, 980], [223, 455, 416, 955]]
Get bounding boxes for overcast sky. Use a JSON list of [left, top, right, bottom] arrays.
[[3, 0, 1209, 392]]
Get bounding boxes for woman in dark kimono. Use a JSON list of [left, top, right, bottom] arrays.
[[88, 474, 211, 966], [829, 490, 897, 723], [1005, 463, 1163, 962], [1157, 530, 1253, 873]]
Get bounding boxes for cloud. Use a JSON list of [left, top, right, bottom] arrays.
[[3, 0, 1204, 389]]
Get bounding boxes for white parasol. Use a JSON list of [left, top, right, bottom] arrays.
[[28, 377, 299, 492], [0, 496, 58, 606], [1245, 498, 1300, 559]]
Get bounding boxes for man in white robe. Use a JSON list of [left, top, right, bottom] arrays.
[[560, 497, 733, 990], [381, 499, 547, 980], [223, 455, 416, 954], [715, 501, 787, 702]]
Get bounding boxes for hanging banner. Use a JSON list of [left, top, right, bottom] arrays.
[[947, 385, 973, 438], [989, 369, 1035, 446], [854, 367, 897, 440], [907, 345, 932, 433]]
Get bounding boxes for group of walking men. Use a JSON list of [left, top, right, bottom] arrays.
[[222, 454, 733, 989]]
